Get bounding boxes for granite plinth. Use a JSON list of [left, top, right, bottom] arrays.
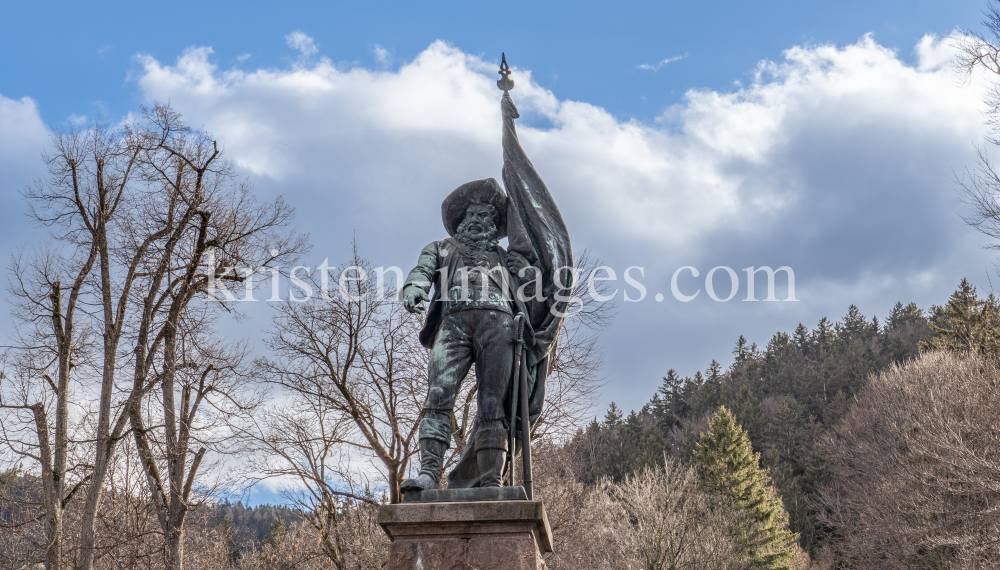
[[378, 500, 552, 570], [402, 486, 528, 503]]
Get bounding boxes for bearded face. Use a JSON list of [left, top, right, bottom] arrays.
[[455, 202, 499, 251]]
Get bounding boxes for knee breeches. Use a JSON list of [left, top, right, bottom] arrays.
[[420, 309, 514, 445]]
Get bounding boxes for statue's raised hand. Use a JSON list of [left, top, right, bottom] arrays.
[[502, 93, 520, 120], [403, 285, 430, 313]]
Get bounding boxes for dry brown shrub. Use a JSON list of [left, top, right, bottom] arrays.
[[819, 350, 1000, 569]]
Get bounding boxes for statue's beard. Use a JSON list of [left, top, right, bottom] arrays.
[[455, 219, 499, 252]]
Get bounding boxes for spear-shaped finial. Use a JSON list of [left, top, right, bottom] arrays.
[[497, 53, 514, 93]]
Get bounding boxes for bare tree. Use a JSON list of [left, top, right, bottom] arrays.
[[0, 115, 191, 570], [0, 435, 166, 570], [118, 104, 303, 570], [956, 3, 1000, 146], [819, 351, 1000, 569], [953, 5, 1000, 264], [82, 433, 168, 570], [531, 444, 747, 570], [593, 459, 746, 570], [0, 103, 304, 570], [231, 518, 345, 570], [0, 471, 47, 569], [247, 396, 382, 568], [258, 246, 426, 506], [0, 344, 92, 570], [529, 440, 605, 570], [0, 118, 144, 570]]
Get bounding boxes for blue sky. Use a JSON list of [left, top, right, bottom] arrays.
[[3, 1, 1000, 502], [1, 0, 995, 393], [1, 1, 987, 125]]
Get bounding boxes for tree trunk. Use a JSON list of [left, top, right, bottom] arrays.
[[77, 440, 110, 570], [32, 403, 61, 570], [77, 366, 116, 569], [165, 525, 185, 570], [44, 513, 62, 570], [77, 222, 118, 570], [388, 468, 400, 504]]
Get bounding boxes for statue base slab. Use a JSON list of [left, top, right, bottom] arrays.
[[402, 485, 528, 503], [378, 500, 552, 570]]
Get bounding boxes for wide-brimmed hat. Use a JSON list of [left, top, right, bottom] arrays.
[[441, 178, 508, 239]]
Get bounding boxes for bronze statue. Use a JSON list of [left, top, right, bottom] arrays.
[[399, 54, 573, 498]]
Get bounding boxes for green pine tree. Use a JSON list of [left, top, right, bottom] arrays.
[[792, 323, 810, 353], [655, 369, 689, 428], [0, 469, 13, 496], [603, 402, 623, 426], [692, 406, 799, 570], [733, 335, 752, 366], [921, 278, 1000, 356], [264, 517, 287, 548], [219, 515, 241, 563]]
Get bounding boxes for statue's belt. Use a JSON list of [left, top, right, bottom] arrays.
[[442, 298, 514, 315]]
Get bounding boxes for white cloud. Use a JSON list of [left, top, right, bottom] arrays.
[[135, 35, 996, 408], [0, 94, 51, 310], [638, 54, 687, 71], [237, 53, 251, 63], [373, 44, 391, 66], [285, 31, 318, 57], [68, 113, 87, 126], [0, 95, 49, 179]]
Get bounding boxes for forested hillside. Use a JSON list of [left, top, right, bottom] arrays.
[[572, 298, 932, 553], [209, 501, 305, 546]]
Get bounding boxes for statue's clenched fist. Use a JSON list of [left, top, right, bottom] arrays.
[[502, 93, 520, 120], [403, 285, 430, 313]]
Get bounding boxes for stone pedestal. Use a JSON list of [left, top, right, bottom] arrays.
[[378, 499, 553, 570]]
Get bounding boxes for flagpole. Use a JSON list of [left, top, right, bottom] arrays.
[[498, 53, 533, 499]]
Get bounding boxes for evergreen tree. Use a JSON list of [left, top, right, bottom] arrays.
[[707, 359, 722, 382], [578, 405, 667, 483], [658, 369, 682, 401], [208, 501, 304, 546], [885, 301, 926, 333], [882, 301, 929, 364], [264, 517, 287, 548], [837, 305, 870, 341], [0, 469, 12, 494], [792, 323, 810, 353], [813, 317, 832, 349], [921, 278, 1000, 356], [692, 407, 798, 570], [655, 369, 689, 428], [733, 335, 752, 366], [219, 515, 241, 564], [604, 402, 623, 426]]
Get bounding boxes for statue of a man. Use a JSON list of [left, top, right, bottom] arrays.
[[399, 76, 573, 494]]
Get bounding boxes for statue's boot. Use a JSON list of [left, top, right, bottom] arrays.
[[400, 438, 448, 492], [476, 425, 508, 488], [477, 448, 506, 487]]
